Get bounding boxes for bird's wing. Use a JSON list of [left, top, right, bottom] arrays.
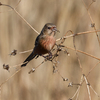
[[35, 34, 40, 46]]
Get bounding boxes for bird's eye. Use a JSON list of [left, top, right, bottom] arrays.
[[48, 27, 51, 29]]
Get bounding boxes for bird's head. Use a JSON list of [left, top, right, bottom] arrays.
[[41, 23, 60, 36]]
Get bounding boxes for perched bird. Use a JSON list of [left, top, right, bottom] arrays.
[[21, 23, 59, 67]]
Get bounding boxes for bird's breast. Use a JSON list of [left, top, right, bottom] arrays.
[[39, 36, 56, 52]]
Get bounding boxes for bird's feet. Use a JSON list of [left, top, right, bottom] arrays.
[[42, 53, 53, 61]]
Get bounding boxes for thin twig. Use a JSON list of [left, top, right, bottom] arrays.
[[76, 89, 80, 100], [86, 61, 100, 78], [28, 59, 46, 74], [35, 60, 45, 69], [82, 0, 100, 47], [90, 85, 99, 97], [19, 49, 33, 54], [79, 61, 100, 88], [0, 0, 21, 13], [70, 86, 81, 100], [56, 30, 100, 42], [70, 75, 83, 99], [13, 8, 39, 34], [73, 35, 83, 72], [87, 1, 94, 10], [10, 62, 25, 68], [65, 46, 100, 61], [15, 0, 21, 8], [0, 3, 39, 35], [0, 68, 22, 87], [83, 74, 91, 100]]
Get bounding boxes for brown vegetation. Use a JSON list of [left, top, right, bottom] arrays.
[[0, 0, 100, 100]]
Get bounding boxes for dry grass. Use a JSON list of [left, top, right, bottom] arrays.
[[0, 0, 100, 100]]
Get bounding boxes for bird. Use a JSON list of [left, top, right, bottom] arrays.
[[21, 23, 59, 67]]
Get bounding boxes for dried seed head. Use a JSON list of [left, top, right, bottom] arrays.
[[68, 82, 73, 87], [63, 78, 68, 81], [10, 49, 17, 56], [53, 69, 58, 73], [58, 48, 62, 51], [67, 53, 70, 56], [28, 68, 35, 74], [31, 68, 35, 72], [64, 50, 70, 56], [3, 64, 9, 71], [91, 23, 95, 27]]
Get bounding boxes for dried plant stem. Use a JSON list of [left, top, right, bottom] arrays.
[[10, 62, 24, 68], [15, 0, 21, 8], [83, 75, 91, 100], [73, 36, 83, 72], [79, 61, 100, 88], [71, 86, 81, 100], [76, 90, 80, 100], [65, 46, 100, 61], [86, 61, 100, 77], [19, 49, 33, 54], [0, 3, 39, 35], [0, 1, 100, 100], [90, 85, 99, 97], [0, 68, 22, 87], [70, 75, 83, 99], [13, 8, 39, 34], [82, 0, 100, 47], [28, 59, 47, 74], [56, 30, 100, 42], [87, 1, 94, 10], [35, 60, 45, 69], [56, 70, 65, 80]]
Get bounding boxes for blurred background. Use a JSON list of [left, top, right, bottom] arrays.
[[0, 0, 100, 100]]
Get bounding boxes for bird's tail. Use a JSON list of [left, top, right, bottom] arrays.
[[21, 52, 36, 67]]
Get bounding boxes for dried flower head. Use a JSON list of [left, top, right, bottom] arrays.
[[28, 68, 35, 74], [10, 49, 17, 56], [91, 23, 95, 28], [3, 64, 9, 71], [63, 78, 68, 81]]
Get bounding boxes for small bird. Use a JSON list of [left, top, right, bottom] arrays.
[[21, 23, 59, 67]]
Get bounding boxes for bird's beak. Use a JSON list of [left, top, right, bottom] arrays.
[[52, 27, 60, 33]]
